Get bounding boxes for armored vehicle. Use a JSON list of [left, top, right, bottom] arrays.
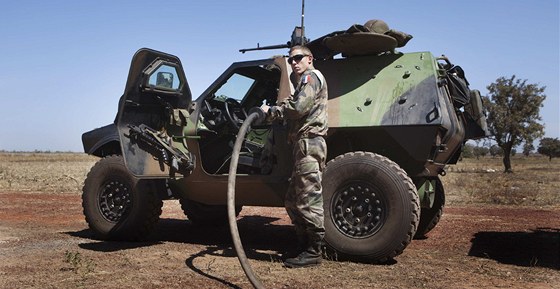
[[81, 20, 488, 262]]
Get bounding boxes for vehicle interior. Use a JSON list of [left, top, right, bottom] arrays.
[[196, 63, 282, 175]]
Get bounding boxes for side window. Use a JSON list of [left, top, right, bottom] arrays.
[[148, 64, 181, 90], [214, 73, 255, 102]]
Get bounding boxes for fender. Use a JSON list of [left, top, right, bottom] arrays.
[[82, 123, 121, 157]]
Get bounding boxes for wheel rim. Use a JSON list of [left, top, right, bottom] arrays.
[[331, 181, 386, 238], [98, 180, 132, 223]]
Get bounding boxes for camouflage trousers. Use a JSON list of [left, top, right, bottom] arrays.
[[285, 136, 327, 249]]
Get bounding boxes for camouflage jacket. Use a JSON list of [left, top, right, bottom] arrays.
[[269, 69, 328, 143]]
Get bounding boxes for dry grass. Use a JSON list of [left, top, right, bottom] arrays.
[[443, 156, 560, 207], [1, 152, 558, 208], [0, 152, 97, 193]]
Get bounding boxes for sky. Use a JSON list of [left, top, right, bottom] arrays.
[[0, 0, 558, 152]]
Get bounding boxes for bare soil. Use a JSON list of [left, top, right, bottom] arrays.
[[0, 154, 559, 288], [0, 191, 558, 289]]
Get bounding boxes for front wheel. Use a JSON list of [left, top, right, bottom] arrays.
[[82, 155, 163, 240], [322, 152, 419, 262]]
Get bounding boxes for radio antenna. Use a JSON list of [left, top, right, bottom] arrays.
[[301, 0, 306, 45]]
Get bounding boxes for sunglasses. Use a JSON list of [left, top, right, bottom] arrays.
[[287, 54, 309, 64]]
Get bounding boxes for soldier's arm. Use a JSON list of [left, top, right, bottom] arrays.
[[278, 73, 320, 120]]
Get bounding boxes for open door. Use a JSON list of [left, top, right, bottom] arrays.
[[117, 48, 194, 178]]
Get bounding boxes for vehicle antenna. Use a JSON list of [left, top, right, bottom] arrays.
[[301, 0, 305, 45]]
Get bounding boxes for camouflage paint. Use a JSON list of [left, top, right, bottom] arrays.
[[317, 52, 441, 128], [314, 52, 466, 177]]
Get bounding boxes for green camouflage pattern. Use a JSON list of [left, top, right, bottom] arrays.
[[269, 68, 329, 248], [317, 52, 440, 128], [269, 70, 328, 143], [311, 51, 484, 177], [285, 136, 327, 246]]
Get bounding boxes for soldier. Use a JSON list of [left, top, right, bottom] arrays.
[[262, 45, 328, 268]]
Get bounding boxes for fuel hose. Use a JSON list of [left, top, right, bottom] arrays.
[[227, 108, 267, 289]]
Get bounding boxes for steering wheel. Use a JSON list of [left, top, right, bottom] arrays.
[[201, 99, 225, 130], [224, 98, 247, 130]]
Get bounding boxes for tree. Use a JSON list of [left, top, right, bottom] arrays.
[[537, 137, 560, 161], [523, 141, 534, 156], [473, 146, 489, 159], [489, 144, 503, 157], [461, 143, 474, 158], [484, 75, 546, 172]]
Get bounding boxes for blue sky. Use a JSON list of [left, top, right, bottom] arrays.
[[0, 1, 558, 152]]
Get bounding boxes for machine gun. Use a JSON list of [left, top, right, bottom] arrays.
[[239, 0, 308, 53], [239, 26, 309, 53], [126, 124, 194, 173]]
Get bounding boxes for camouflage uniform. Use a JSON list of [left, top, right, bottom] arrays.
[[269, 69, 328, 255]]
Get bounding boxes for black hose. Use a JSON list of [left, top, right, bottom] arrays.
[[227, 110, 266, 289]]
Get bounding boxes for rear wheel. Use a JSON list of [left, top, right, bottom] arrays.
[[180, 199, 242, 226], [82, 155, 163, 240], [414, 177, 445, 239], [323, 152, 419, 262]]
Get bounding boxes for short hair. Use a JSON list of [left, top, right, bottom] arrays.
[[290, 45, 313, 58]]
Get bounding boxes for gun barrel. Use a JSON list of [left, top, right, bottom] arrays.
[[239, 43, 290, 53]]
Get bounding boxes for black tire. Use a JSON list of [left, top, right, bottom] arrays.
[[414, 177, 445, 239], [179, 198, 242, 226], [82, 155, 163, 240], [322, 152, 419, 262]]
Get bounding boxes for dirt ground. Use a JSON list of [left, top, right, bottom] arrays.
[[0, 190, 559, 289]]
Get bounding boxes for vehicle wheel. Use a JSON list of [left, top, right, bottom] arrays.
[[414, 177, 445, 239], [82, 155, 163, 240], [322, 152, 419, 263], [179, 199, 242, 226]]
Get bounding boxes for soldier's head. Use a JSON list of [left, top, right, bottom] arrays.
[[288, 45, 313, 75]]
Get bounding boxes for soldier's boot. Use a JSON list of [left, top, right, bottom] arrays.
[[283, 229, 308, 259], [295, 230, 309, 253], [283, 237, 322, 268]]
